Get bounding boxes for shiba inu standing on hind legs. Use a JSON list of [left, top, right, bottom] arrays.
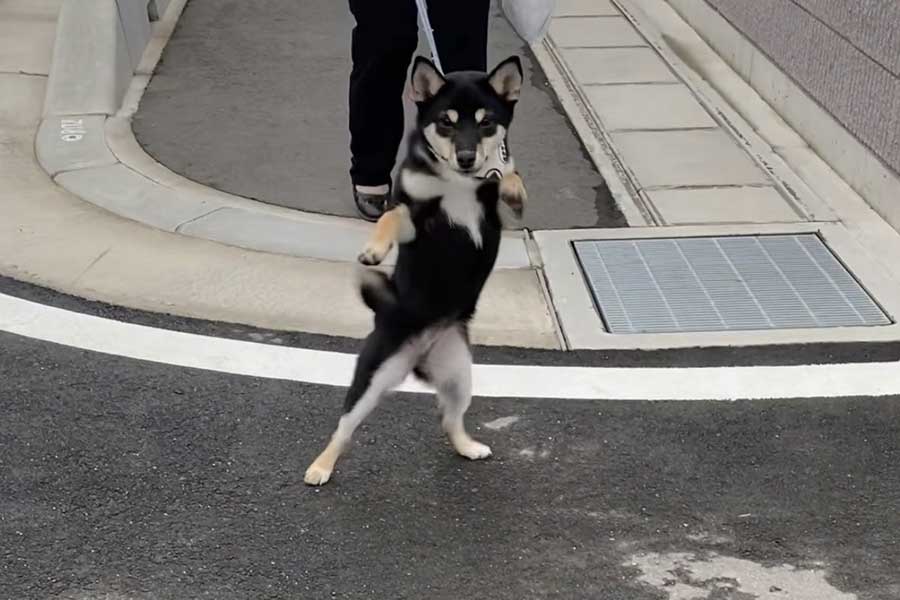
[[304, 55, 527, 486]]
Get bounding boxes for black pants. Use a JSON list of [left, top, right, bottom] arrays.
[[348, 0, 491, 187]]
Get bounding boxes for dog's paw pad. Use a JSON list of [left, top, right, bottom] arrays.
[[304, 463, 333, 486], [358, 247, 385, 266], [456, 440, 492, 461]]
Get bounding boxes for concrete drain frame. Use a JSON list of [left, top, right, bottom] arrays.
[[535, 223, 900, 350], [572, 233, 890, 335]]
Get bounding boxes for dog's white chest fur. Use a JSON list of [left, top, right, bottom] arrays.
[[402, 170, 484, 247], [439, 185, 484, 247]]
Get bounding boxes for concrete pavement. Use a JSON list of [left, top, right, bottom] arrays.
[[6, 0, 900, 353], [22, 0, 900, 352], [133, 0, 626, 230], [0, 0, 559, 349]]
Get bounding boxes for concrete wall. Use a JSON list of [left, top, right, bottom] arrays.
[[699, 0, 900, 176]]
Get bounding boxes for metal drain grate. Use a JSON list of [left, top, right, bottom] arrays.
[[573, 234, 891, 334]]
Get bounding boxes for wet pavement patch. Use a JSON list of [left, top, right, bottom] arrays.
[[2, 332, 899, 599], [628, 552, 858, 599]]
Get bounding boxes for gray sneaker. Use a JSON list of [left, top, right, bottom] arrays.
[[353, 184, 392, 222]]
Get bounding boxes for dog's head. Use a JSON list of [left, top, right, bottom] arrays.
[[410, 56, 523, 175]]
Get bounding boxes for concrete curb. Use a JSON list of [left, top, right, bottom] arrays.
[[536, 222, 900, 349], [530, 37, 653, 227], [42, 0, 173, 116], [43, 0, 132, 117], [35, 0, 532, 269]]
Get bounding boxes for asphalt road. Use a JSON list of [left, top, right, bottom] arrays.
[[2, 279, 900, 599], [133, 0, 626, 229]]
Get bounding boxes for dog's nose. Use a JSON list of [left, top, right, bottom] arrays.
[[457, 150, 476, 170]]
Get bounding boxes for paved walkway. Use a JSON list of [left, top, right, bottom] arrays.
[[0, 0, 558, 350], [549, 0, 813, 226], [133, 0, 811, 229], [133, 0, 626, 229], [7, 0, 900, 353], [8, 0, 900, 349]]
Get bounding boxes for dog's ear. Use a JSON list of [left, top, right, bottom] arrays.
[[411, 56, 446, 102], [487, 56, 523, 102]]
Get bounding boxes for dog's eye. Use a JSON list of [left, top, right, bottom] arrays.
[[479, 117, 494, 129], [439, 115, 455, 128]]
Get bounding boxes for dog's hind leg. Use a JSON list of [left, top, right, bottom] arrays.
[[424, 325, 491, 460], [304, 333, 419, 486]]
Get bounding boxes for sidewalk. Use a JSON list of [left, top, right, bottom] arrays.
[[0, 1, 558, 349], [4, 0, 900, 353], [130, 0, 900, 350], [550, 0, 797, 225], [132, 0, 626, 230]]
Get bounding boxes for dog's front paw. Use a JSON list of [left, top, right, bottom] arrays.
[[499, 172, 527, 220], [304, 462, 334, 486], [358, 242, 390, 266]]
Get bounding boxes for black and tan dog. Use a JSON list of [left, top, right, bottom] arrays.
[[304, 56, 527, 486]]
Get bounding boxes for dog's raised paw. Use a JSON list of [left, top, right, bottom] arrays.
[[456, 439, 493, 461], [304, 463, 333, 486], [499, 173, 527, 219], [358, 245, 388, 266]]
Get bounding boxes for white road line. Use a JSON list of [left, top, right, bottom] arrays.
[[2, 293, 899, 400]]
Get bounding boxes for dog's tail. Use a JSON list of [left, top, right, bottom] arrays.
[[358, 268, 398, 315]]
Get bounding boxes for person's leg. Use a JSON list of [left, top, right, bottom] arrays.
[[347, 0, 418, 219], [427, 0, 490, 73]]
